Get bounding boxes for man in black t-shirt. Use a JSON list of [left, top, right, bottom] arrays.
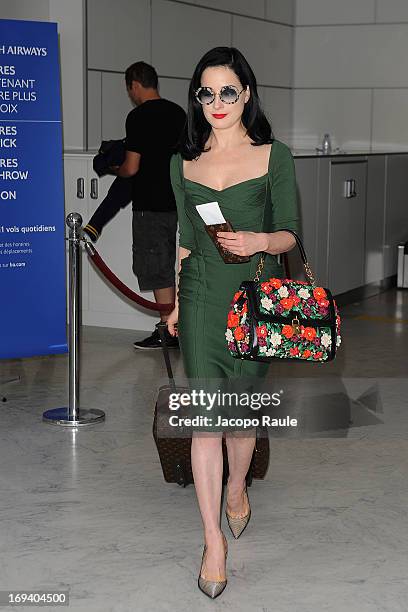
[[114, 62, 186, 349]]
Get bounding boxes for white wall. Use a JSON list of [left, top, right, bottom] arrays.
[[293, 0, 408, 151], [3, 1, 408, 155], [86, 0, 295, 148], [0, 0, 296, 150], [84, 0, 408, 152], [49, 0, 85, 151], [0, 0, 50, 21]]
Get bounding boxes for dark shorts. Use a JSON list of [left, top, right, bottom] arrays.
[[132, 210, 177, 291]]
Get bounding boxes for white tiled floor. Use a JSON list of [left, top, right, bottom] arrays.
[[1, 289, 408, 611]]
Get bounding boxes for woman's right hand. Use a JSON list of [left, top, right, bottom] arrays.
[[166, 303, 179, 337]]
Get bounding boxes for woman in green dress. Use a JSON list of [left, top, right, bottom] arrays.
[[167, 47, 299, 598]]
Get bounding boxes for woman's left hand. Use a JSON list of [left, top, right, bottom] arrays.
[[216, 231, 268, 257]]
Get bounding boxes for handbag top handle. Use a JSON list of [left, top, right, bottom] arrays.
[[255, 151, 316, 286]]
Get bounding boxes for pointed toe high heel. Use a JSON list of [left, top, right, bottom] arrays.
[[225, 484, 251, 539], [198, 533, 228, 599]]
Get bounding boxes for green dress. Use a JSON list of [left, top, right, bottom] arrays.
[[169, 139, 299, 384]]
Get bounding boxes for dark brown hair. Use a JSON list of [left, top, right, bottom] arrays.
[[125, 61, 158, 89]]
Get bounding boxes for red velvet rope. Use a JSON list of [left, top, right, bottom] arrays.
[[85, 243, 175, 312], [84, 243, 289, 313]]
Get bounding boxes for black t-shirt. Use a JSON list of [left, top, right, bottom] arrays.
[[125, 98, 186, 211]]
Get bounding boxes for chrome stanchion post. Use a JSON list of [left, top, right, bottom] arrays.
[[68, 212, 81, 421], [43, 213, 105, 427]]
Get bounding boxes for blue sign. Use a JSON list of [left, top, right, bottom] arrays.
[[0, 19, 67, 359]]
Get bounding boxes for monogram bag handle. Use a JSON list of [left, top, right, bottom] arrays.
[[156, 321, 177, 393]]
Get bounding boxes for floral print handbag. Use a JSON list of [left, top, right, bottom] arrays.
[[225, 230, 341, 362]]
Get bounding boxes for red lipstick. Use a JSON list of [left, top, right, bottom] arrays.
[[212, 114, 227, 119]]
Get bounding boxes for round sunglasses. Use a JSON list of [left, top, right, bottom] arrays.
[[194, 84, 246, 105]]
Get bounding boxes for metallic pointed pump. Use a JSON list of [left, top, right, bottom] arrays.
[[225, 486, 251, 539], [198, 533, 228, 599]]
